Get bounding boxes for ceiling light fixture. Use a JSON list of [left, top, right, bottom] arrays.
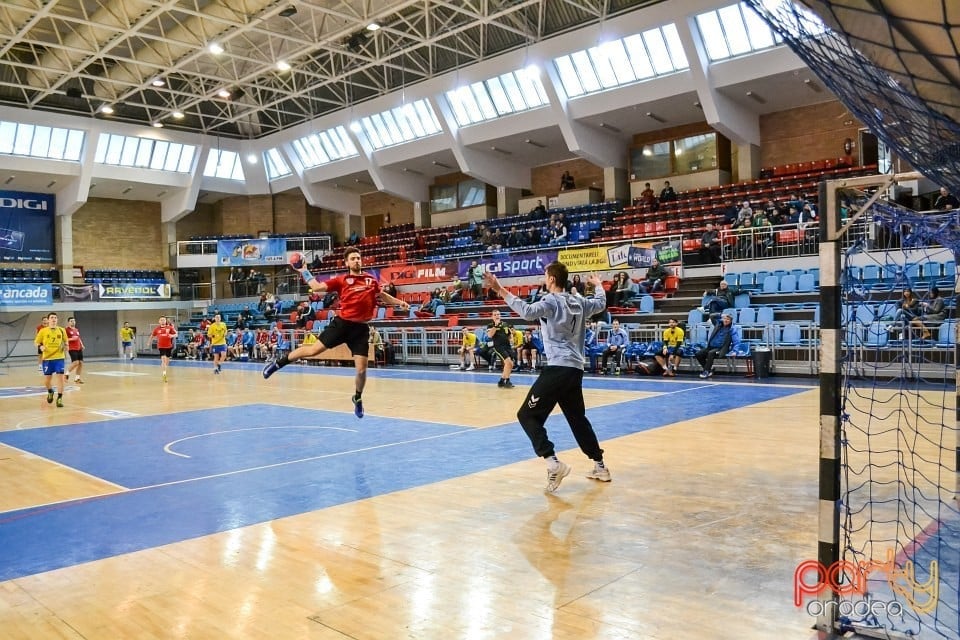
[[646, 112, 666, 123], [694, 101, 702, 109], [209, 42, 224, 55], [152, 122, 164, 128], [276, 60, 291, 72], [171, 110, 185, 119], [804, 78, 822, 93], [432, 160, 452, 169], [349, 121, 362, 133], [100, 105, 114, 114], [247, 154, 258, 164], [524, 139, 547, 148], [366, 22, 381, 31], [490, 146, 512, 155], [402, 167, 423, 175], [121, 186, 133, 195], [746, 91, 766, 104], [151, 78, 165, 87], [598, 122, 621, 133], [218, 89, 231, 98]]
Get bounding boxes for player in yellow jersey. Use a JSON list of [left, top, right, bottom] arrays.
[[35, 315, 49, 372], [35, 312, 68, 407], [655, 317, 685, 377], [457, 330, 477, 370], [206, 313, 228, 374], [120, 322, 136, 360]]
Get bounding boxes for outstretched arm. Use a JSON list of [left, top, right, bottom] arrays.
[[296, 266, 328, 294], [378, 291, 410, 311]]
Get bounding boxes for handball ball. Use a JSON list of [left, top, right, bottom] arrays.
[[289, 252, 304, 269]]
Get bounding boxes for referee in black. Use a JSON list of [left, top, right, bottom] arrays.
[[484, 263, 611, 492]]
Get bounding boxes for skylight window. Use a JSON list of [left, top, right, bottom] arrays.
[[553, 25, 688, 99], [358, 99, 442, 150], [291, 125, 358, 169], [0, 120, 85, 161], [445, 69, 549, 127], [264, 148, 292, 180], [695, 1, 825, 62], [93, 133, 195, 172], [203, 149, 244, 180]]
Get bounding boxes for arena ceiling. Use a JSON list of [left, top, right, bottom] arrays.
[[0, 0, 664, 139]]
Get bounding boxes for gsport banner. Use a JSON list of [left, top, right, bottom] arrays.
[[0, 190, 55, 263], [456, 250, 558, 279], [217, 238, 287, 266]]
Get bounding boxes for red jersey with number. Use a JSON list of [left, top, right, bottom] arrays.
[[324, 272, 381, 322], [65, 326, 82, 351], [152, 325, 177, 349]]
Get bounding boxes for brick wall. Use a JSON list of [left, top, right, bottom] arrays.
[[272, 192, 307, 233], [72, 197, 164, 269], [759, 100, 863, 168], [217, 194, 273, 236], [531, 158, 603, 199], [361, 191, 414, 234], [175, 203, 219, 241]]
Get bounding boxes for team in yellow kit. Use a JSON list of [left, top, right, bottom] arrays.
[[35, 312, 68, 407]]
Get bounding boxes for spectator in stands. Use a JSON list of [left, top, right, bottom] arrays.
[[295, 300, 315, 328], [524, 227, 541, 246], [262, 292, 277, 320], [611, 272, 633, 307], [640, 183, 657, 210], [934, 187, 959, 210], [198, 315, 211, 332], [696, 311, 734, 378], [560, 170, 575, 191], [516, 328, 538, 370], [506, 226, 524, 249], [450, 276, 464, 303], [751, 210, 775, 257], [309, 253, 322, 271], [702, 279, 736, 319], [227, 328, 244, 360], [480, 226, 494, 248], [457, 329, 477, 370], [549, 219, 568, 245], [489, 228, 504, 250], [423, 288, 443, 314], [467, 261, 483, 299], [383, 281, 398, 298], [531, 199, 547, 217], [600, 319, 629, 374], [892, 288, 921, 333], [414, 233, 426, 254], [798, 204, 818, 251], [639, 259, 670, 293], [700, 223, 722, 264], [348, 230, 360, 245], [241, 328, 256, 359], [914, 287, 945, 340], [655, 318, 684, 377], [229, 267, 243, 297], [659, 181, 677, 203], [568, 274, 583, 295], [721, 200, 739, 225], [369, 326, 386, 364], [236, 305, 253, 330]]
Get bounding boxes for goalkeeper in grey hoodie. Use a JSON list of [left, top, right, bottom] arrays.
[[484, 262, 611, 492]]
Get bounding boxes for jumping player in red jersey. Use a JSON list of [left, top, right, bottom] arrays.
[[64, 316, 85, 384], [150, 316, 178, 382], [262, 246, 409, 418]]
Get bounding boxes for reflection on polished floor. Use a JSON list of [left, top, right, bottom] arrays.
[[0, 357, 821, 639]]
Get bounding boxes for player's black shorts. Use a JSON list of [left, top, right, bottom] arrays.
[[159, 347, 173, 357], [318, 316, 370, 356], [68, 349, 83, 361]]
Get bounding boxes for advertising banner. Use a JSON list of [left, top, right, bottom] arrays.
[[97, 283, 172, 299], [560, 240, 681, 273], [217, 238, 288, 266], [58, 284, 98, 302], [456, 250, 558, 279], [0, 283, 53, 306], [0, 190, 56, 263], [380, 261, 458, 285]]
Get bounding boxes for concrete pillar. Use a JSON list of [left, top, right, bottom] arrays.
[[604, 167, 629, 203], [737, 143, 761, 182], [56, 213, 73, 283], [497, 187, 521, 217], [413, 201, 432, 228]]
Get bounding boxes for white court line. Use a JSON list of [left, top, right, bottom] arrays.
[[164, 425, 359, 458]]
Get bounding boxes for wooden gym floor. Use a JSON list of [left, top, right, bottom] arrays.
[[0, 356, 831, 639]]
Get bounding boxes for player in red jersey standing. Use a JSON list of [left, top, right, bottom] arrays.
[[150, 316, 178, 382], [262, 246, 410, 418], [64, 316, 85, 384]]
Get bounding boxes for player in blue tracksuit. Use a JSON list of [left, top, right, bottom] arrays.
[[484, 262, 612, 492]]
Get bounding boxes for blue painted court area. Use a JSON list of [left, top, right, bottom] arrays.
[[0, 383, 809, 582]]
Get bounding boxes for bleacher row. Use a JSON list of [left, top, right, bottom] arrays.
[[0, 267, 58, 283]]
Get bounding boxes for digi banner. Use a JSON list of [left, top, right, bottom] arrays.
[[456, 250, 558, 279], [217, 238, 288, 266], [0, 191, 55, 263], [559, 240, 681, 273], [0, 283, 53, 306], [380, 261, 458, 285], [98, 283, 172, 299]]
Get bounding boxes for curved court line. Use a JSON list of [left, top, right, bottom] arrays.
[[163, 425, 359, 458]]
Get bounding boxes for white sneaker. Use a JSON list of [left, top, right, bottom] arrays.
[[545, 461, 571, 492], [586, 463, 612, 482], [466, 363, 475, 371]]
